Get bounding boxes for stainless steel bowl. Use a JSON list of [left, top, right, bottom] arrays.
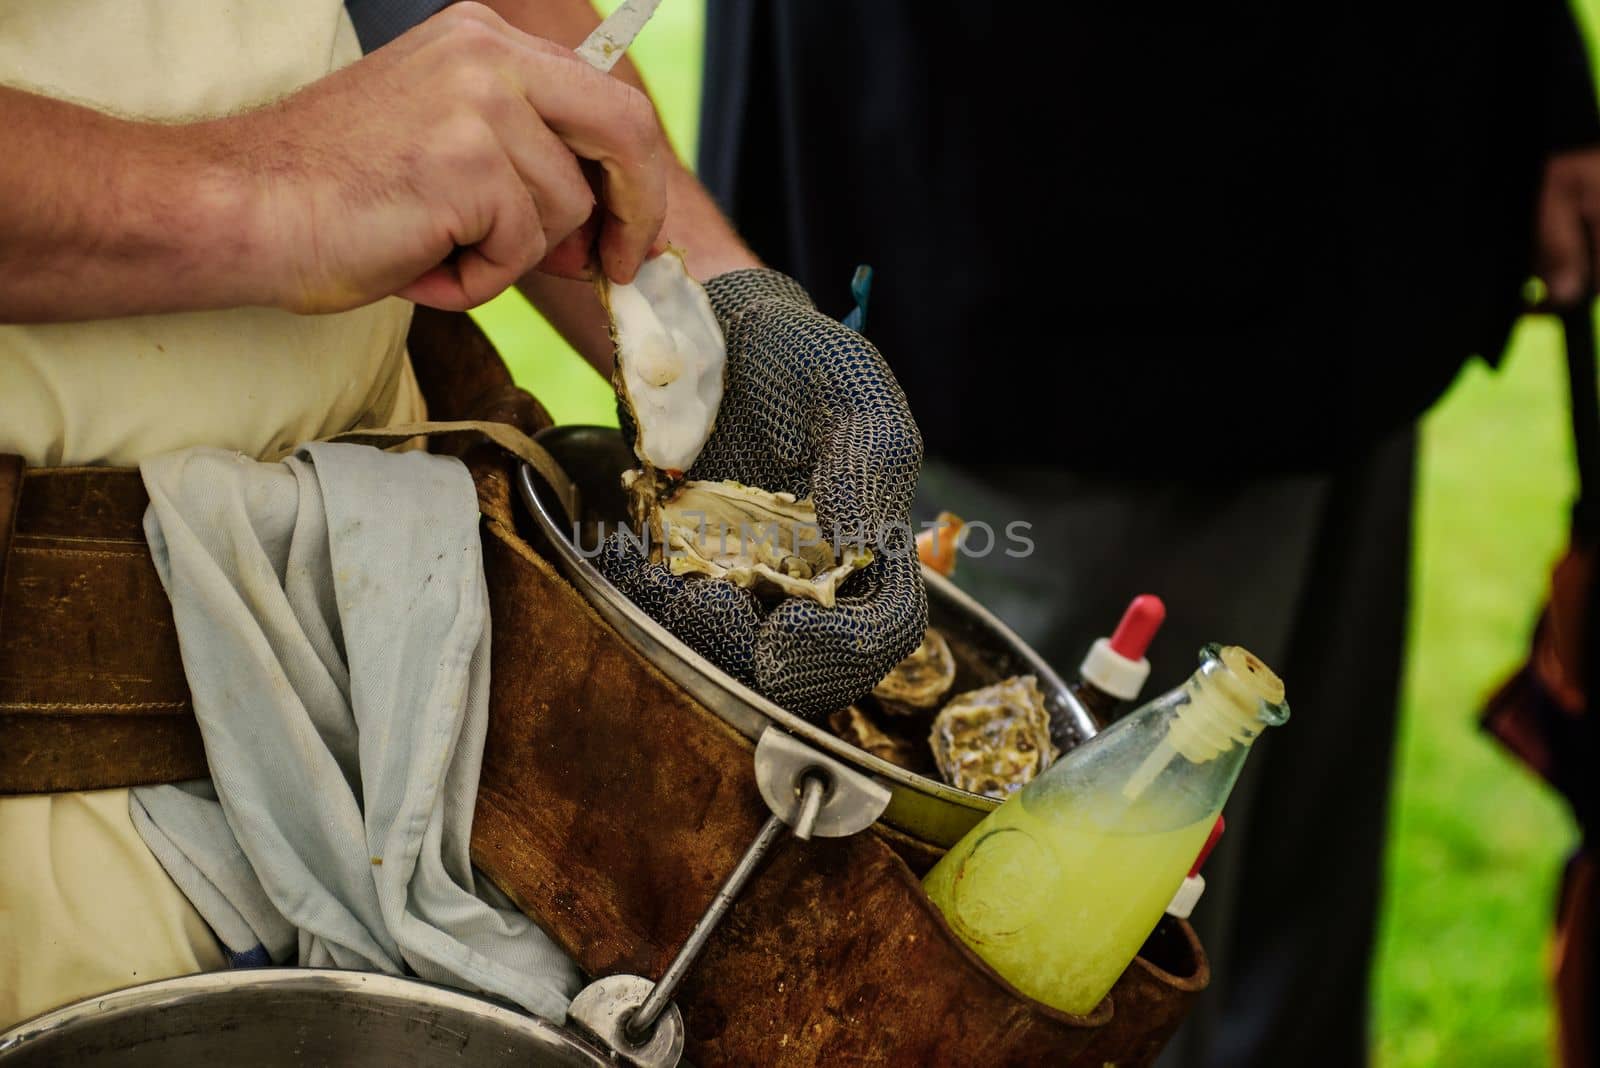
[[0, 970, 610, 1067], [517, 426, 1096, 847]]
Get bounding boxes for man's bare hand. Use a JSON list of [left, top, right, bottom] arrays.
[[1537, 148, 1600, 306], [0, 3, 674, 322], [222, 3, 666, 312]]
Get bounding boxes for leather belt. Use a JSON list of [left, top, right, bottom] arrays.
[[0, 464, 204, 792], [0, 306, 553, 794]]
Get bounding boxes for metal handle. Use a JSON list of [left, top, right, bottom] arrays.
[[566, 729, 891, 1066], [627, 772, 828, 1039]]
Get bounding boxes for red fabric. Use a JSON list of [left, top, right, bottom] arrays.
[[1482, 543, 1598, 1067], [1554, 852, 1597, 1068]]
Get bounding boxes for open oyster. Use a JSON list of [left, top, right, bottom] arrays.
[[872, 627, 956, 713], [604, 250, 871, 607], [624, 473, 873, 608], [602, 249, 725, 478], [828, 705, 925, 771], [930, 675, 1058, 799]]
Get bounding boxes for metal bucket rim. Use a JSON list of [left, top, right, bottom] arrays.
[[0, 968, 604, 1062]]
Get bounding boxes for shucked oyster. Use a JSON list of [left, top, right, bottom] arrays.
[[623, 472, 873, 608], [604, 251, 871, 606], [872, 627, 956, 713], [931, 675, 1058, 799], [603, 249, 725, 478]]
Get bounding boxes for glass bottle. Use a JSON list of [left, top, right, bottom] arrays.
[[922, 644, 1288, 1015]]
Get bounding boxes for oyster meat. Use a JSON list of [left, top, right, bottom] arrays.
[[871, 627, 956, 713], [930, 675, 1058, 799], [603, 249, 725, 478], [624, 473, 872, 608]]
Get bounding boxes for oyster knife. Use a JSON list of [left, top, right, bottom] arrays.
[[576, 0, 663, 72]]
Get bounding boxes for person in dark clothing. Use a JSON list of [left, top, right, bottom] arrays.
[[699, 3, 1600, 1065]]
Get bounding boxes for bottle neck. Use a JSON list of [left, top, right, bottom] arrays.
[[1167, 646, 1289, 764]]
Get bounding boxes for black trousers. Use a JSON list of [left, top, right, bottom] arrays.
[[915, 427, 1416, 1067]]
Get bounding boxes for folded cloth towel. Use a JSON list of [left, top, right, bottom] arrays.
[[130, 443, 579, 1022]]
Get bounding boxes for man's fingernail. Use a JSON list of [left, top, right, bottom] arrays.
[[609, 255, 641, 285]]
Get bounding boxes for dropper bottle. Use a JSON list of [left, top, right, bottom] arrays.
[[922, 644, 1288, 1016], [1071, 594, 1166, 728]]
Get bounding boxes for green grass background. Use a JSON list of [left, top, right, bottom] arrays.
[[472, 4, 1591, 1063]]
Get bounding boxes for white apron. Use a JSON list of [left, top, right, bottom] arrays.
[[0, 0, 427, 1027]]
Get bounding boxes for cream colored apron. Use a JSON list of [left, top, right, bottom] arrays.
[[0, 0, 427, 1027]]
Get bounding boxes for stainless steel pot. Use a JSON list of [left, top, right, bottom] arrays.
[[517, 426, 1097, 847], [0, 970, 611, 1068]]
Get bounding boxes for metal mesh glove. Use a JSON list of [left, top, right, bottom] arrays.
[[597, 268, 927, 719]]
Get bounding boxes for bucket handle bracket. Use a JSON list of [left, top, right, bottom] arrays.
[[566, 727, 890, 1065]]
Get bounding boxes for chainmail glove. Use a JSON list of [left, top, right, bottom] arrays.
[[597, 268, 927, 719]]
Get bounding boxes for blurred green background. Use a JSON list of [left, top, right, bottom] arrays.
[[474, 3, 1593, 1064]]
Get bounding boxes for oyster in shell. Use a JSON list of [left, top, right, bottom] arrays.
[[604, 250, 870, 606], [624, 473, 873, 608], [603, 249, 725, 477], [828, 705, 924, 771], [930, 675, 1058, 799], [872, 627, 956, 713]]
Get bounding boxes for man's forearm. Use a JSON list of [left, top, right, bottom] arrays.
[[490, 0, 761, 372], [0, 86, 263, 323], [1, 1, 752, 335]]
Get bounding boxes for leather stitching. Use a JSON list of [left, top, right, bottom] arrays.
[[12, 545, 149, 561], [0, 701, 189, 713]]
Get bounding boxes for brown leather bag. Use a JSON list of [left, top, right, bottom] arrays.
[[0, 309, 1207, 1066]]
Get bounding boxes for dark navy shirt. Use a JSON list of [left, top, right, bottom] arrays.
[[700, 1, 1600, 472], [345, 0, 450, 53]]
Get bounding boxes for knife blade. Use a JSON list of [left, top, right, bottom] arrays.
[[575, 0, 663, 73]]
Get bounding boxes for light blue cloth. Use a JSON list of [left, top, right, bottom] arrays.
[[129, 442, 580, 1022]]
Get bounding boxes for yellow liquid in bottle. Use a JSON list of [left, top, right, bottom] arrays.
[[923, 790, 1216, 1015]]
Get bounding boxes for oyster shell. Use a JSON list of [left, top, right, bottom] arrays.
[[603, 249, 725, 477], [871, 627, 956, 713], [603, 250, 870, 607], [930, 675, 1058, 799], [828, 705, 925, 771], [624, 473, 873, 608]]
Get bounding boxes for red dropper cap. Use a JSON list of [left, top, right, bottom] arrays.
[[1108, 594, 1166, 660], [1189, 815, 1226, 878]]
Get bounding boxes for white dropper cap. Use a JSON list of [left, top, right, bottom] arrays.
[[1080, 594, 1166, 700], [1167, 816, 1225, 919]]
